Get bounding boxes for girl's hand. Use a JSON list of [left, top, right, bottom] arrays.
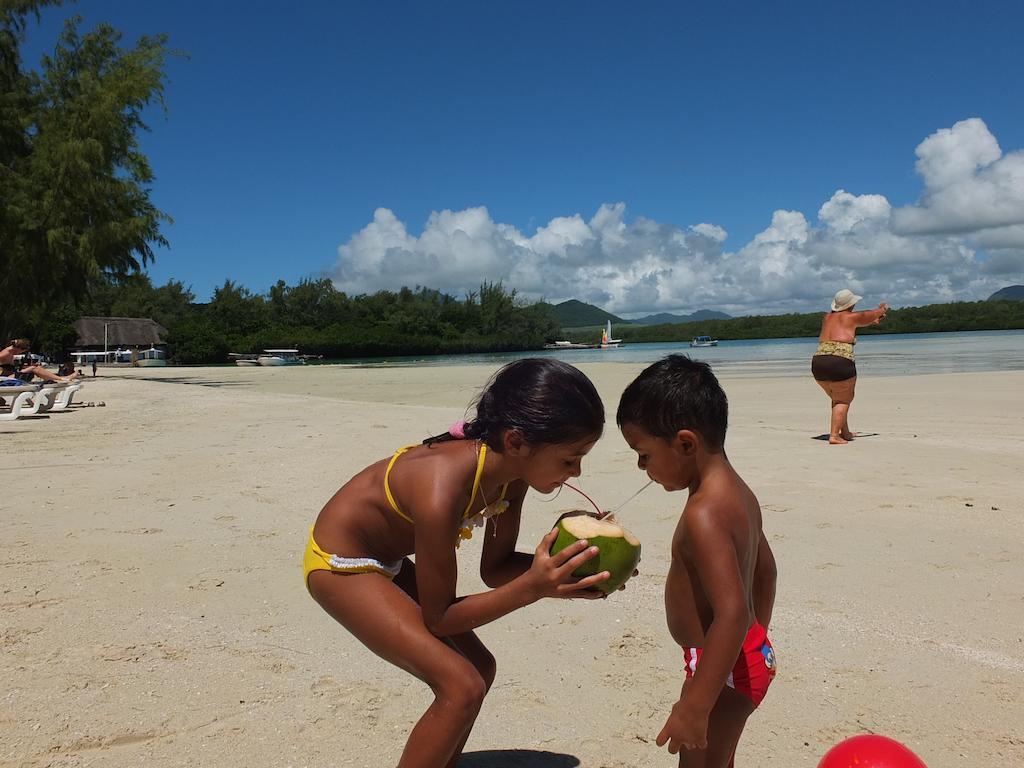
[[525, 528, 608, 600]]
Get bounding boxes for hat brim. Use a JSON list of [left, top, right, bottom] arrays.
[[831, 294, 863, 311]]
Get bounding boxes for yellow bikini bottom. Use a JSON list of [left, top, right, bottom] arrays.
[[303, 527, 403, 590]]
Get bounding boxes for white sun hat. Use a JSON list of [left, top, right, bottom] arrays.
[[831, 289, 863, 312]]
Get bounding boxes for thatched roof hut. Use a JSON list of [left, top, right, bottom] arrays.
[[73, 317, 168, 348]]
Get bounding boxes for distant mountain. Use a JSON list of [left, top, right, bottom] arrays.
[[548, 300, 626, 328], [629, 309, 732, 325], [988, 285, 1024, 301]]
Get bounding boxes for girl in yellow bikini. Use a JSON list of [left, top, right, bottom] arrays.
[[305, 358, 610, 768]]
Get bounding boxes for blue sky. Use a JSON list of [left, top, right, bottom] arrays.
[[23, 0, 1024, 315]]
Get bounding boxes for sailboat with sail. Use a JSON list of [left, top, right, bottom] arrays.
[[600, 320, 622, 348]]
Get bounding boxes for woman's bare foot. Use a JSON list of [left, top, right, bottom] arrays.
[[840, 430, 855, 440], [829, 435, 849, 445]]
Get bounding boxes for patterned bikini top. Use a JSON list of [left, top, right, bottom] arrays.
[[814, 339, 855, 361], [383, 442, 509, 546]]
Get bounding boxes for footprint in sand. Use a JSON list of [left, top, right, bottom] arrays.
[[610, 630, 658, 657], [188, 577, 225, 591], [311, 677, 389, 725]]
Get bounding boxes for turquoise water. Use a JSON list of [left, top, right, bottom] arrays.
[[333, 330, 1024, 377]]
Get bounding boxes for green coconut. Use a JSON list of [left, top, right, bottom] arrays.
[[550, 512, 641, 594]]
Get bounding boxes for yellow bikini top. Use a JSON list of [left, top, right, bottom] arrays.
[[384, 442, 510, 545]]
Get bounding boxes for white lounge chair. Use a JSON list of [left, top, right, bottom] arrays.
[[0, 384, 45, 421], [38, 381, 84, 412]]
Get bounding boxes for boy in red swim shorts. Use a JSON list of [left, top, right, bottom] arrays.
[[618, 356, 778, 766]]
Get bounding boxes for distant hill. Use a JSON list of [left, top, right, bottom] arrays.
[[988, 285, 1024, 301], [629, 309, 732, 325], [548, 300, 626, 328]]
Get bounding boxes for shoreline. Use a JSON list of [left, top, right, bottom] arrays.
[[3, 366, 1022, 767], [86, 327, 1024, 379]]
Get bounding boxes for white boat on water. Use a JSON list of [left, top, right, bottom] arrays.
[[543, 341, 600, 350], [600, 320, 622, 348], [229, 352, 260, 366], [257, 349, 302, 366], [689, 335, 718, 347], [135, 346, 168, 367]]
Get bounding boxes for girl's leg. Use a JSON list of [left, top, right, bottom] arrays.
[[393, 562, 495, 768], [443, 631, 496, 768], [309, 570, 491, 768]]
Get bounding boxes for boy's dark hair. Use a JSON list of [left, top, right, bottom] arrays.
[[426, 358, 604, 449], [616, 354, 728, 450]]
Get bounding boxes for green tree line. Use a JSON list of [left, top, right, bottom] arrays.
[[19, 275, 561, 364], [16, 273, 1024, 364], [565, 300, 1024, 344]]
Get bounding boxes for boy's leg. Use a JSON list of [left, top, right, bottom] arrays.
[[678, 686, 754, 768], [309, 570, 490, 768]]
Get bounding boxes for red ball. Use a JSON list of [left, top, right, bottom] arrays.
[[818, 735, 928, 768]]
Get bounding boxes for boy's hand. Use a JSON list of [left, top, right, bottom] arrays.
[[656, 699, 708, 753]]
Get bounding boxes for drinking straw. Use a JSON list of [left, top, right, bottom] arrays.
[[561, 482, 603, 517], [562, 479, 654, 519], [603, 479, 654, 518]]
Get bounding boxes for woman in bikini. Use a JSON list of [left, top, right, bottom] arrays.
[[305, 358, 610, 767], [811, 289, 888, 444]]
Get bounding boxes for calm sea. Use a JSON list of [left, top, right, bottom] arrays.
[[333, 329, 1024, 377]]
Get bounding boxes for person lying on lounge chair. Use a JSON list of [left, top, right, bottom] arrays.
[[1, 340, 80, 384]]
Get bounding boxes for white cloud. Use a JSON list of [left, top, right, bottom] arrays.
[[690, 223, 728, 242], [332, 119, 1024, 314], [891, 118, 1024, 237]]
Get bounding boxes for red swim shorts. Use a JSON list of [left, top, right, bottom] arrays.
[[682, 621, 776, 707]]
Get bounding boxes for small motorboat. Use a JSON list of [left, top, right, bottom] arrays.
[[257, 349, 302, 366], [689, 336, 718, 347]]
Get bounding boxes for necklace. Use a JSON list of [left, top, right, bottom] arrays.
[[474, 440, 504, 537]]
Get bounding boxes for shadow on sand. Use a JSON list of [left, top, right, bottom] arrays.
[[811, 432, 879, 441], [459, 750, 580, 767]]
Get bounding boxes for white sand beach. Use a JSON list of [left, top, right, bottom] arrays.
[[2, 363, 1022, 767]]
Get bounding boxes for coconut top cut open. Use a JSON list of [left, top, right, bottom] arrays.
[[559, 512, 640, 547]]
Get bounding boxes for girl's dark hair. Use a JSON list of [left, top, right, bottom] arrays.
[[425, 358, 604, 450], [616, 354, 728, 450]]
